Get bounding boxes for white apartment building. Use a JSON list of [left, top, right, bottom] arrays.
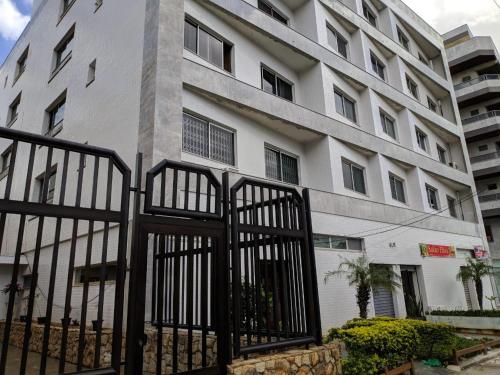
[[444, 25, 500, 299], [0, 0, 495, 331]]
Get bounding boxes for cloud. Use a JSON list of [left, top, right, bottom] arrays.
[[0, 0, 30, 41]]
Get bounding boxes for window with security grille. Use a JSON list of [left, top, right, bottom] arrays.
[[327, 25, 348, 59], [342, 159, 366, 194], [265, 146, 299, 184], [380, 111, 396, 139], [426, 184, 439, 210], [389, 174, 406, 203], [182, 113, 235, 165]]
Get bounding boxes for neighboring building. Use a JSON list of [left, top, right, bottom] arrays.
[[444, 25, 500, 299], [0, 0, 495, 331]]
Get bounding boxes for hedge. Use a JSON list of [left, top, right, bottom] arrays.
[[429, 310, 500, 317]]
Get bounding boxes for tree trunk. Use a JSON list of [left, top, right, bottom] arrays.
[[357, 284, 371, 319], [475, 278, 483, 310]]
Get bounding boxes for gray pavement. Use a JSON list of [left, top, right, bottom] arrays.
[[416, 355, 500, 375]]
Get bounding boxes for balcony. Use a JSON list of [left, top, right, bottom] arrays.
[[479, 193, 500, 218], [462, 110, 500, 140], [470, 150, 500, 177], [454, 74, 500, 107], [446, 36, 500, 75]]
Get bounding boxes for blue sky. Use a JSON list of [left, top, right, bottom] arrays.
[[0, 0, 32, 65]]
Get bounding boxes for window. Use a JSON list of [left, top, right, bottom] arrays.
[[37, 170, 57, 204], [265, 146, 299, 184], [261, 66, 293, 101], [370, 52, 385, 80], [397, 27, 410, 51], [258, 0, 288, 25], [478, 145, 488, 152], [95, 0, 103, 11], [54, 27, 74, 71], [470, 109, 480, 117], [3, 76, 7, 88], [426, 184, 439, 210], [488, 183, 497, 191], [75, 263, 117, 285], [1, 146, 12, 173], [47, 96, 66, 133], [15, 47, 29, 81], [326, 25, 348, 59], [418, 53, 429, 66], [485, 225, 493, 242], [427, 97, 437, 113], [437, 145, 447, 164], [415, 127, 428, 151], [380, 111, 396, 139], [342, 159, 366, 194], [87, 59, 96, 86], [182, 113, 235, 165], [334, 89, 356, 122], [183, 19, 233, 72], [447, 196, 457, 218], [7, 94, 21, 126], [462, 76, 471, 83], [62, 0, 76, 14], [406, 75, 419, 99], [313, 234, 363, 251], [362, 2, 377, 27], [389, 174, 406, 203]]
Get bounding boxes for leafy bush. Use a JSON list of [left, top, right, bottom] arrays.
[[341, 354, 387, 375], [429, 309, 500, 317]]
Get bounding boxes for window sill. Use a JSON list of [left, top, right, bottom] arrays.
[[6, 117, 17, 128], [49, 54, 72, 83], [94, 1, 103, 13], [0, 168, 9, 181], [12, 71, 24, 87], [45, 123, 64, 138], [57, 0, 77, 26], [86, 78, 95, 88]]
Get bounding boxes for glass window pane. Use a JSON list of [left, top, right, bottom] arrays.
[[390, 176, 397, 200], [272, 10, 288, 24], [344, 97, 356, 122], [330, 237, 347, 250], [282, 153, 299, 184], [265, 147, 281, 180], [396, 179, 405, 202], [258, 0, 272, 15], [342, 161, 353, 190], [352, 166, 366, 194], [347, 238, 363, 251], [327, 27, 336, 49], [210, 125, 234, 165], [182, 114, 209, 158], [208, 34, 223, 68], [334, 91, 344, 116], [277, 77, 293, 101], [198, 28, 210, 61], [262, 68, 276, 95], [314, 234, 331, 248], [184, 20, 198, 53], [337, 37, 348, 58]]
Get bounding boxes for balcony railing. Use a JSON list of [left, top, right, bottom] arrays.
[[462, 110, 500, 125], [471, 151, 500, 164], [455, 74, 500, 91], [479, 193, 500, 203]]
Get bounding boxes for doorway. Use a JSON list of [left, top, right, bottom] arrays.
[[400, 266, 423, 318]]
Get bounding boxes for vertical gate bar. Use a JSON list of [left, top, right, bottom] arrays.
[[293, 237, 306, 335], [160, 169, 166, 208], [186, 235, 194, 372], [20, 146, 53, 375], [206, 182, 212, 213], [94, 159, 113, 368], [125, 153, 144, 375], [269, 188, 280, 341], [181, 244, 185, 326], [194, 238, 199, 326], [77, 156, 100, 371], [251, 185, 262, 343], [184, 170, 190, 210], [172, 235, 182, 374], [40, 149, 69, 375], [59, 152, 86, 374], [195, 173, 201, 212], [156, 234, 165, 375], [280, 192, 291, 338], [230, 185, 241, 356], [302, 189, 322, 344], [242, 186, 251, 345], [259, 186, 270, 340], [0, 142, 34, 375], [275, 190, 290, 340], [151, 234, 157, 325], [287, 198, 298, 335], [200, 236, 208, 368], [167, 236, 174, 325], [0, 140, 17, 254]]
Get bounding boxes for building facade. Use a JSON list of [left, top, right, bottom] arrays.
[[444, 25, 500, 300], [0, 0, 495, 331]]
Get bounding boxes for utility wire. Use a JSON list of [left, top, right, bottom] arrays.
[[493, 0, 500, 9]]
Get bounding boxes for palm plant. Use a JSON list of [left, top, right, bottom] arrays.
[[457, 258, 499, 310], [325, 255, 401, 319]]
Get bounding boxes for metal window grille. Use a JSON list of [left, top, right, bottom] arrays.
[[265, 147, 298, 184], [210, 124, 234, 165], [183, 114, 210, 159]]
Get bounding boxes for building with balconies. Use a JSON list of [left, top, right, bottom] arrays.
[[444, 24, 500, 298], [0, 0, 495, 330]]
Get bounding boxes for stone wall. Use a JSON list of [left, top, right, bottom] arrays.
[[227, 344, 341, 375]]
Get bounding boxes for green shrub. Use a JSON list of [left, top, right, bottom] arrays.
[[341, 354, 387, 375], [429, 310, 500, 317]]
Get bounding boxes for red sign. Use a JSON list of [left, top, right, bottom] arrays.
[[474, 246, 488, 260], [420, 244, 456, 258]]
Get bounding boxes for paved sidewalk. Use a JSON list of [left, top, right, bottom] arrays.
[[416, 356, 500, 374]]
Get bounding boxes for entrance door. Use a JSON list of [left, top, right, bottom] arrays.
[[401, 266, 423, 318]]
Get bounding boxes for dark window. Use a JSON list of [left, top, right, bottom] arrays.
[[462, 76, 471, 83], [415, 128, 428, 151], [87, 59, 96, 85], [15, 47, 29, 80], [389, 174, 406, 203], [470, 109, 480, 117], [362, 2, 377, 27], [47, 96, 66, 132], [397, 27, 410, 51], [7, 94, 21, 125], [313, 234, 363, 251], [427, 97, 437, 112], [62, 0, 76, 14], [370, 52, 385, 80], [184, 19, 233, 72], [485, 225, 494, 242], [54, 27, 74, 69], [342, 159, 366, 194], [426, 184, 439, 210], [258, 0, 288, 25], [437, 145, 447, 164], [261, 66, 293, 101], [488, 183, 497, 190], [326, 25, 348, 59], [1, 146, 12, 173], [447, 196, 457, 218], [182, 113, 235, 165], [75, 263, 117, 284], [265, 146, 299, 184], [37, 170, 57, 204], [380, 111, 396, 139], [418, 53, 429, 66], [335, 90, 356, 122], [406, 75, 419, 99], [478, 145, 488, 152]]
